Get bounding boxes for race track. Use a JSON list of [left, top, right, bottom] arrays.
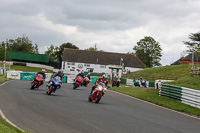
[[0, 80, 200, 133]]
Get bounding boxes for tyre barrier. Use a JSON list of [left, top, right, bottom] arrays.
[[159, 84, 200, 109]]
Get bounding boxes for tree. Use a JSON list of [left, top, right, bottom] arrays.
[[85, 45, 104, 52], [133, 36, 162, 67], [0, 41, 11, 61], [56, 43, 79, 62], [0, 35, 39, 54], [45, 42, 79, 62], [183, 32, 200, 52], [45, 44, 57, 61], [85, 47, 96, 51]]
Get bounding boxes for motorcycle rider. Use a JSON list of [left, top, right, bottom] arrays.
[[140, 76, 146, 87], [35, 69, 46, 87], [86, 73, 91, 80], [74, 70, 85, 85], [90, 74, 108, 95], [48, 70, 64, 89]]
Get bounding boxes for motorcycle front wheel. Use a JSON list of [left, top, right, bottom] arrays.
[[88, 94, 92, 102], [31, 82, 37, 90], [95, 92, 103, 103], [73, 83, 78, 89]]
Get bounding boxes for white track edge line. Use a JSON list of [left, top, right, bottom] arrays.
[[108, 89, 200, 120], [0, 109, 24, 132], [0, 81, 24, 132]]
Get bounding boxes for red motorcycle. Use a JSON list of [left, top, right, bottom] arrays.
[[112, 79, 120, 87], [81, 77, 90, 87], [31, 74, 43, 90], [88, 82, 107, 103], [73, 76, 83, 89]]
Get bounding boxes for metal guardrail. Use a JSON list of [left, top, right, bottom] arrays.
[[159, 84, 200, 109]]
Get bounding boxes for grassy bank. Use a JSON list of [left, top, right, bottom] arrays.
[[0, 75, 10, 84], [110, 87, 200, 117], [123, 65, 200, 81], [10, 65, 53, 73], [165, 77, 200, 90], [0, 117, 24, 133]]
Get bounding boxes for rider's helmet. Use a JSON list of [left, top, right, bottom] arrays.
[[41, 69, 46, 73], [80, 70, 84, 76], [140, 77, 143, 80], [58, 70, 63, 75], [102, 74, 107, 79], [87, 73, 91, 76]]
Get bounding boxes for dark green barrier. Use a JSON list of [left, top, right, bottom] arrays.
[[161, 84, 182, 101], [89, 76, 97, 84], [120, 78, 127, 84], [149, 81, 155, 87], [21, 72, 36, 80], [63, 75, 67, 83]]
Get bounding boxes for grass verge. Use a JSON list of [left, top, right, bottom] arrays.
[[10, 65, 53, 73], [0, 116, 24, 133], [0, 75, 11, 84], [110, 87, 200, 117], [164, 77, 200, 90]]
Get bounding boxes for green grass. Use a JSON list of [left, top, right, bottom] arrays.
[[122, 64, 200, 90], [0, 116, 24, 133], [10, 65, 53, 73], [123, 65, 199, 81], [165, 77, 200, 90], [0, 75, 11, 84], [110, 87, 200, 117]]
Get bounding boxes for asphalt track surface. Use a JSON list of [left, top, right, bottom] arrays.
[[0, 80, 200, 133]]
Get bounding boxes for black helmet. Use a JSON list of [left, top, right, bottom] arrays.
[[58, 70, 63, 75]]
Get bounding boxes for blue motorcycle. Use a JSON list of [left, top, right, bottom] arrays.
[[46, 76, 62, 95]]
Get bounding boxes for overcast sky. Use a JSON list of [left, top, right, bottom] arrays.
[[0, 0, 200, 66]]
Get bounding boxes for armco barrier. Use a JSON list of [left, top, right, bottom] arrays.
[[160, 84, 182, 101], [181, 87, 200, 108], [120, 78, 127, 84], [159, 84, 200, 109], [149, 81, 155, 88], [126, 79, 134, 85]]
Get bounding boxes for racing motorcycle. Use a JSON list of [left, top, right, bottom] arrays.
[[73, 76, 83, 89], [81, 77, 90, 87], [88, 82, 107, 103], [112, 79, 120, 87], [31, 74, 43, 90], [140, 78, 147, 88], [46, 76, 62, 95]]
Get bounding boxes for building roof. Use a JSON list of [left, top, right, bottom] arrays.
[[62, 48, 145, 68], [171, 53, 200, 65]]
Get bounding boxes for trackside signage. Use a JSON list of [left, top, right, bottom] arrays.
[[21, 72, 36, 80]]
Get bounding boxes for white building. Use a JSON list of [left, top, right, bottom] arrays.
[[61, 48, 145, 78]]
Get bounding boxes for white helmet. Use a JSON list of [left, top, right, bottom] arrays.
[[102, 74, 107, 79]]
